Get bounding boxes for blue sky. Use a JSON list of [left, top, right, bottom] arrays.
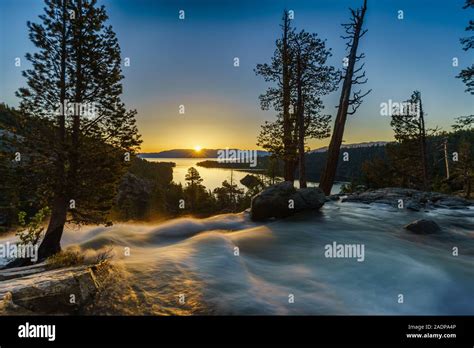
[[1, 0, 472, 151]]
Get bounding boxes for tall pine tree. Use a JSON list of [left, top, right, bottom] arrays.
[[256, 12, 338, 186], [14, 0, 141, 262]]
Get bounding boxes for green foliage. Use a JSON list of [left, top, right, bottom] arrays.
[[255, 11, 338, 177], [340, 180, 366, 194], [387, 91, 431, 189], [0, 104, 52, 232], [16, 207, 51, 245], [185, 167, 204, 187], [13, 0, 142, 256], [457, 1, 474, 94], [453, 115, 474, 132], [451, 138, 474, 198], [362, 129, 474, 198], [213, 180, 245, 212], [183, 167, 215, 213]]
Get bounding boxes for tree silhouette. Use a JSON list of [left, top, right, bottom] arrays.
[[256, 11, 338, 186], [389, 91, 431, 190], [255, 10, 295, 181], [14, 0, 141, 262], [457, 0, 474, 94], [291, 30, 338, 187], [319, 0, 370, 195]]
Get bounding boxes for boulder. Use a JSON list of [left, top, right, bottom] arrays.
[[404, 219, 441, 235], [250, 182, 325, 221]]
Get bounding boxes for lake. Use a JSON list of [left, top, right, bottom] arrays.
[[143, 157, 342, 194]]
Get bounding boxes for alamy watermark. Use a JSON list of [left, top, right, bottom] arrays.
[[18, 322, 55, 341], [324, 241, 365, 262], [0, 242, 39, 263], [380, 99, 420, 118], [217, 149, 258, 168], [56, 99, 97, 118]]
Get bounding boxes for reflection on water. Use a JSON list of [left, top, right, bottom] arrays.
[[144, 157, 342, 193], [29, 202, 474, 315]]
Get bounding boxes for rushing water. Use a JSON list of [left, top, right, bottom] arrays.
[[142, 157, 342, 193], [11, 201, 467, 315]]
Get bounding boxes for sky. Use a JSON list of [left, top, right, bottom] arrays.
[[0, 0, 472, 152]]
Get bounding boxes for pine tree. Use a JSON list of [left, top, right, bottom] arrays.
[[453, 140, 473, 198], [255, 11, 296, 182], [457, 0, 474, 94], [256, 12, 338, 186], [214, 180, 244, 212], [184, 167, 206, 210], [390, 91, 429, 190], [291, 30, 338, 187], [14, 0, 141, 262]]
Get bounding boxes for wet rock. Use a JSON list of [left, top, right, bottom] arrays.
[[404, 219, 441, 235], [341, 187, 473, 211], [250, 181, 325, 221]]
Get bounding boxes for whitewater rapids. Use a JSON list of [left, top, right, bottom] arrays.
[[2, 201, 474, 315]]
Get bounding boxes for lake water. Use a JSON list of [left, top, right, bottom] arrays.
[[143, 157, 342, 194]]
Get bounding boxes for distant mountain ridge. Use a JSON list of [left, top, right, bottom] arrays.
[[140, 142, 389, 158], [139, 149, 270, 158], [309, 141, 389, 153]]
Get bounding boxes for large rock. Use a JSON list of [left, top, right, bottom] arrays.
[[0, 263, 106, 314], [250, 182, 325, 221], [404, 219, 441, 235]]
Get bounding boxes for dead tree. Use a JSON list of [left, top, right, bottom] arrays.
[[319, 0, 371, 195]]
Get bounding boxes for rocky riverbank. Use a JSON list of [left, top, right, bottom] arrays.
[[333, 187, 473, 211]]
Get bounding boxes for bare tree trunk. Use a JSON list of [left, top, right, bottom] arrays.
[[296, 53, 307, 188], [282, 11, 293, 183], [443, 138, 450, 179], [319, 0, 368, 195], [418, 93, 429, 190], [37, 0, 69, 260]]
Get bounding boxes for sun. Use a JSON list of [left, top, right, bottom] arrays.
[[194, 145, 202, 152]]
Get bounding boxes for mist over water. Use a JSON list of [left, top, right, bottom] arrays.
[[53, 202, 474, 315]]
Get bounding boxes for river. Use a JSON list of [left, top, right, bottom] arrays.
[[52, 201, 474, 315]]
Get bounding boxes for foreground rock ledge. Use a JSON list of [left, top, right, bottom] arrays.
[[0, 262, 106, 315], [338, 187, 473, 210], [251, 181, 326, 221]]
